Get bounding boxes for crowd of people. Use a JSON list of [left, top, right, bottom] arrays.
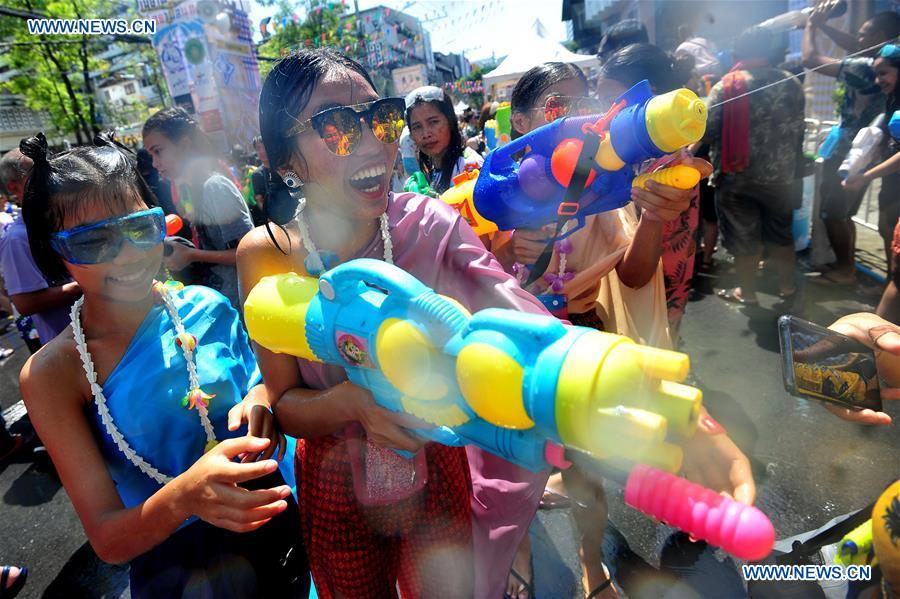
[[0, 5, 898, 599]]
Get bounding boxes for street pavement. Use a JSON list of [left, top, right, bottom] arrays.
[[0, 244, 898, 598]]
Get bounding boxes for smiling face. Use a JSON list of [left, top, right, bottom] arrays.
[[408, 102, 451, 161], [282, 69, 397, 222], [59, 195, 163, 304], [875, 57, 899, 96]]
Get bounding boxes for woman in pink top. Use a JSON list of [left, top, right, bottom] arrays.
[[238, 48, 551, 598]]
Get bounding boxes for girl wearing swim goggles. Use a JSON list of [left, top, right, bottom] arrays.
[[244, 48, 554, 598], [18, 132, 305, 596]]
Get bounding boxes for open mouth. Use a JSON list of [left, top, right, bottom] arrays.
[[349, 164, 387, 193], [108, 263, 154, 287]]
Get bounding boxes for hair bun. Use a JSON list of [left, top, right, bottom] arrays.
[[94, 130, 134, 155], [19, 132, 49, 164]]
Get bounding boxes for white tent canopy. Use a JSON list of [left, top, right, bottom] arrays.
[[482, 23, 599, 93]]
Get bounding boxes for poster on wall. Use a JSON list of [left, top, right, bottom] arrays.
[[204, 7, 261, 150], [152, 19, 225, 139]]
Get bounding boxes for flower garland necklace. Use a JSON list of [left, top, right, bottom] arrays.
[[70, 281, 217, 485], [513, 221, 575, 293], [294, 198, 393, 275]]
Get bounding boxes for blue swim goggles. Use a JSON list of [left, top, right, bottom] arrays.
[[51, 207, 166, 265]]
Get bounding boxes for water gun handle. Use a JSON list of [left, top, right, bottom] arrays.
[[624, 464, 775, 561], [633, 165, 702, 190], [393, 426, 465, 459], [319, 257, 429, 305]]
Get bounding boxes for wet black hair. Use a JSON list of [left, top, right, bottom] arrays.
[[599, 43, 694, 93], [511, 62, 589, 114], [597, 19, 649, 62], [142, 106, 214, 156], [405, 89, 464, 194], [867, 11, 900, 41], [257, 48, 377, 250], [136, 148, 154, 175], [20, 131, 159, 282]]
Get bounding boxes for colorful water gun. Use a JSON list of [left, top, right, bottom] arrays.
[[440, 169, 497, 236], [473, 80, 705, 236], [484, 102, 512, 150], [835, 519, 876, 567], [244, 258, 775, 560], [403, 171, 437, 197], [165, 214, 183, 236]]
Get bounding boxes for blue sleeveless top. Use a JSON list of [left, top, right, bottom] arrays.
[[87, 285, 262, 509]]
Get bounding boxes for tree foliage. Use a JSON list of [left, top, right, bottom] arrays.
[[0, 0, 165, 144], [256, 0, 364, 79]]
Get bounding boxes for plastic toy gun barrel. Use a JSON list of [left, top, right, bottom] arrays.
[[835, 520, 875, 567]]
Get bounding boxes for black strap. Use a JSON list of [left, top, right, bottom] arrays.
[[780, 502, 875, 563], [524, 130, 602, 287]]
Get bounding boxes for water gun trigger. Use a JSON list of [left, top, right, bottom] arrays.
[[632, 165, 702, 191]]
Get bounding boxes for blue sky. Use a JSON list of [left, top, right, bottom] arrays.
[[247, 0, 568, 62]]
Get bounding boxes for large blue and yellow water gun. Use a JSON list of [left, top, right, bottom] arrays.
[[245, 258, 698, 472], [473, 80, 706, 234], [244, 259, 776, 560]]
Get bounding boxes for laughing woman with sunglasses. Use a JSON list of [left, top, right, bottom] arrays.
[[17, 133, 307, 597], [238, 48, 553, 598]]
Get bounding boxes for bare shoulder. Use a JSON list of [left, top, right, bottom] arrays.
[[237, 224, 304, 301], [20, 329, 87, 411]]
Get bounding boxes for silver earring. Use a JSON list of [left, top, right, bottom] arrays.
[[282, 171, 302, 189]]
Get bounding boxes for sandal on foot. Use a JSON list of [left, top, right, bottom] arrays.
[[539, 487, 573, 510], [505, 567, 534, 599], [814, 270, 856, 285], [0, 348, 14, 360], [0, 566, 28, 599], [717, 288, 758, 305], [586, 578, 612, 599]]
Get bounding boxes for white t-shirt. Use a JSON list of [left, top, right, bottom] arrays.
[[429, 147, 484, 192]]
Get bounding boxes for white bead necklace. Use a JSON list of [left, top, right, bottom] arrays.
[[294, 199, 393, 275], [70, 284, 217, 485]]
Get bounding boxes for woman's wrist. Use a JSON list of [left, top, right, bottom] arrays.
[[158, 475, 193, 526]]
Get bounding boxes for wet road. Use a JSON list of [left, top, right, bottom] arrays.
[[0, 253, 897, 598]]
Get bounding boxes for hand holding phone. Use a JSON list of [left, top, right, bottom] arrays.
[[779, 313, 900, 425], [778, 315, 883, 412]]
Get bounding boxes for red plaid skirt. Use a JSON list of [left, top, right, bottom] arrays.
[[296, 434, 474, 598]]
